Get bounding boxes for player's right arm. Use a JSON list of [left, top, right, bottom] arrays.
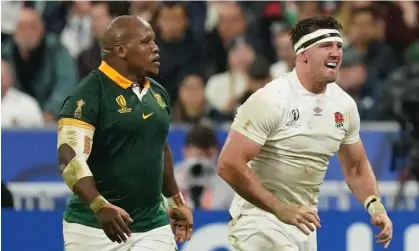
[[57, 75, 101, 211], [58, 74, 132, 243], [217, 89, 320, 235]]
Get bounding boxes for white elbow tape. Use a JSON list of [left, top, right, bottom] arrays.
[[58, 122, 95, 190], [167, 193, 186, 209], [62, 155, 93, 190], [364, 195, 387, 215]]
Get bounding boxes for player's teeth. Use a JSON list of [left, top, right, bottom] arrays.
[[326, 62, 337, 67]]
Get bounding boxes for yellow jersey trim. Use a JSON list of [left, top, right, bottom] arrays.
[[58, 118, 95, 130], [98, 61, 150, 89]]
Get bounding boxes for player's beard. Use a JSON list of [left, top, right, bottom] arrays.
[[323, 66, 339, 84], [324, 73, 337, 84]]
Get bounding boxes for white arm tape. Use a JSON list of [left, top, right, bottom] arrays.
[[62, 155, 93, 190], [58, 123, 95, 189], [58, 124, 94, 161]]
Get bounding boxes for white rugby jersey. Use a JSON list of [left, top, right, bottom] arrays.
[[229, 69, 360, 218]]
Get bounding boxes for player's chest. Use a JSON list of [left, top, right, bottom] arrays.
[[279, 98, 348, 152], [99, 89, 170, 134]]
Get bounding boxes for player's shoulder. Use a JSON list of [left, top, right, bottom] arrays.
[[327, 83, 357, 108], [251, 72, 292, 102], [76, 70, 103, 91], [146, 77, 171, 107], [147, 77, 167, 94], [242, 77, 290, 116]]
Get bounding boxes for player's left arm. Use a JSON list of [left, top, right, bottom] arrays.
[[152, 78, 193, 242], [337, 101, 392, 248]]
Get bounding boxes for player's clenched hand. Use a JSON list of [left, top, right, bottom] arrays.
[[168, 205, 193, 243], [275, 204, 321, 235], [96, 204, 133, 244], [371, 213, 393, 248]]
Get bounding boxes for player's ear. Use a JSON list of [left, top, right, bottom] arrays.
[[297, 52, 308, 63], [114, 43, 127, 59]]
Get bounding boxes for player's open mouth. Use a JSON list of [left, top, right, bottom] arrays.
[[325, 61, 338, 69]]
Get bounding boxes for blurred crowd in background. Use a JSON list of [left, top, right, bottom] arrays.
[[2, 1, 419, 128], [2, 1, 419, 209]]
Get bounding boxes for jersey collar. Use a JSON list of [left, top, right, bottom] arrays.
[[98, 61, 151, 89]]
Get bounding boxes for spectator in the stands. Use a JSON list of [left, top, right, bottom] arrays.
[[174, 124, 234, 210], [347, 7, 400, 81], [380, 1, 419, 62], [296, 1, 323, 21], [41, 1, 72, 36], [1, 8, 78, 124], [270, 27, 295, 78], [151, 2, 204, 105], [337, 48, 367, 99], [1, 59, 43, 128], [172, 74, 212, 125], [1, 1, 24, 42], [240, 57, 272, 104], [77, 2, 113, 79], [129, 0, 159, 28], [344, 6, 400, 114], [203, 2, 260, 79], [60, 1, 93, 58], [337, 47, 382, 120], [379, 42, 419, 121], [205, 36, 256, 121]]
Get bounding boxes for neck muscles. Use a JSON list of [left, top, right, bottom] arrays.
[[296, 67, 327, 94]]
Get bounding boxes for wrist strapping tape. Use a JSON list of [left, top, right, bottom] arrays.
[[364, 195, 387, 215], [167, 193, 185, 209], [90, 195, 110, 213]]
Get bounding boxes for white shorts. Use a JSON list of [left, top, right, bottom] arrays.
[[228, 214, 317, 251], [63, 221, 177, 251]]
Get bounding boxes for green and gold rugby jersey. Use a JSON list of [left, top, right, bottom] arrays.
[[59, 61, 170, 232]]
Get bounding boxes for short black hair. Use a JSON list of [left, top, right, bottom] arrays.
[[248, 57, 271, 80], [351, 7, 383, 22], [185, 124, 218, 149], [290, 16, 343, 46], [158, 1, 188, 17]]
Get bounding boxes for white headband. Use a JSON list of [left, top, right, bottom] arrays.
[[294, 29, 343, 55]]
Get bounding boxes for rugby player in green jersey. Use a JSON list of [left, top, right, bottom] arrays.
[[57, 15, 193, 251]]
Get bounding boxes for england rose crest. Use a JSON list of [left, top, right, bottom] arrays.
[[334, 112, 344, 128]]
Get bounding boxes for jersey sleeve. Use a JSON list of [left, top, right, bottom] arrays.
[[342, 100, 360, 145], [147, 77, 171, 115], [59, 72, 101, 128], [230, 89, 281, 145]]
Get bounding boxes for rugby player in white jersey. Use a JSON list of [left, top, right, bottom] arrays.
[[217, 16, 393, 251]]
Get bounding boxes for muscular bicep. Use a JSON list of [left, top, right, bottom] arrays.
[[338, 99, 365, 175], [337, 139, 368, 176], [218, 87, 281, 172], [220, 130, 263, 165]]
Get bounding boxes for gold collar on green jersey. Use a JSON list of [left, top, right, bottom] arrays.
[[98, 61, 151, 89]]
